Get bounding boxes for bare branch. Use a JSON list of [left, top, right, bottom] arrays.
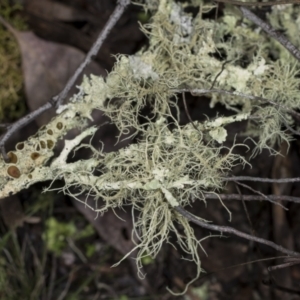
[[0, 0, 130, 161], [233, 180, 288, 210], [174, 205, 300, 257], [268, 259, 300, 272], [226, 176, 300, 183], [55, 0, 130, 106], [235, 184, 254, 230], [204, 193, 300, 204], [215, 0, 300, 6], [240, 7, 300, 62]]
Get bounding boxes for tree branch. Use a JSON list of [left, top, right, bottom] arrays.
[[240, 6, 300, 62], [233, 180, 287, 209], [204, 193, 300, 204], [54, 0, 130, 107], [215, 0, 300, 6], [226, 176, 300, 183], [174, 205, 300, 257]]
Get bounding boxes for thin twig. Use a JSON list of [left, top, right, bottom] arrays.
[[182, 92, 200, 132], [234, 184, 277, 282], [57, 270, 74, 300], [268, 260, 300, 272], [197, 256, 288, 281], [55, 0, 130, 106], [0, 0, 130, 161], [47, 255, 57, 300], [215, 0, 300, 6], [174, 88, 278, 107], [210, 60, 231, 90], [67, 237, 87, 264], [288, 109, 300, 123], [174, 88, 300, 134], [226, 176, 300, 183], [204, 193, 300, 204], [235, 184, 254, 233], [282, 119, 300, 136], [174, 205, 300, 256], [233, 180, 288, 210], [240, 7, 300, 61]]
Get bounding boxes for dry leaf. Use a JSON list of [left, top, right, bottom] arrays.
[[24, 0, 98, 23], [0, 17, 105, 126]]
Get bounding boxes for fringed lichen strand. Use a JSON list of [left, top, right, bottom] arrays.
[[1, 0, 300, 294]]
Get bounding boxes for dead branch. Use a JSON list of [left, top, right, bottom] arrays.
[[204, 193, 300, 204], [215, 0, 300, 6], [240, 7, 300, 61], [174, 205, 300, 257], [226, 176, 300, 183]]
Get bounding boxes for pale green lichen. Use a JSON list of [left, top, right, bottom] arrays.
[[209, 127, 227, 143], [0, 0, 299, 295]]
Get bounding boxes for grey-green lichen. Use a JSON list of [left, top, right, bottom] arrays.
[[1, 0, 300, 294]]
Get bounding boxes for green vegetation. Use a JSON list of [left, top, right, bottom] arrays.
[[44, 217, 95, 255], [0, 0, 26, 120]]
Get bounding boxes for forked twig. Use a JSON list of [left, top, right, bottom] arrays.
[[0, 0, 130, 162], [233, 180, 287, 209]]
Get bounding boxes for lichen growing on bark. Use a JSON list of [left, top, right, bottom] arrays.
[[0, 0, 300, 294]]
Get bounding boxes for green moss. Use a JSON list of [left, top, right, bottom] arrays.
[[85, 244, 96, 257], [43, 217, 94, 255], [0, 0, 27, 121], [43, 217, 76, 255]]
